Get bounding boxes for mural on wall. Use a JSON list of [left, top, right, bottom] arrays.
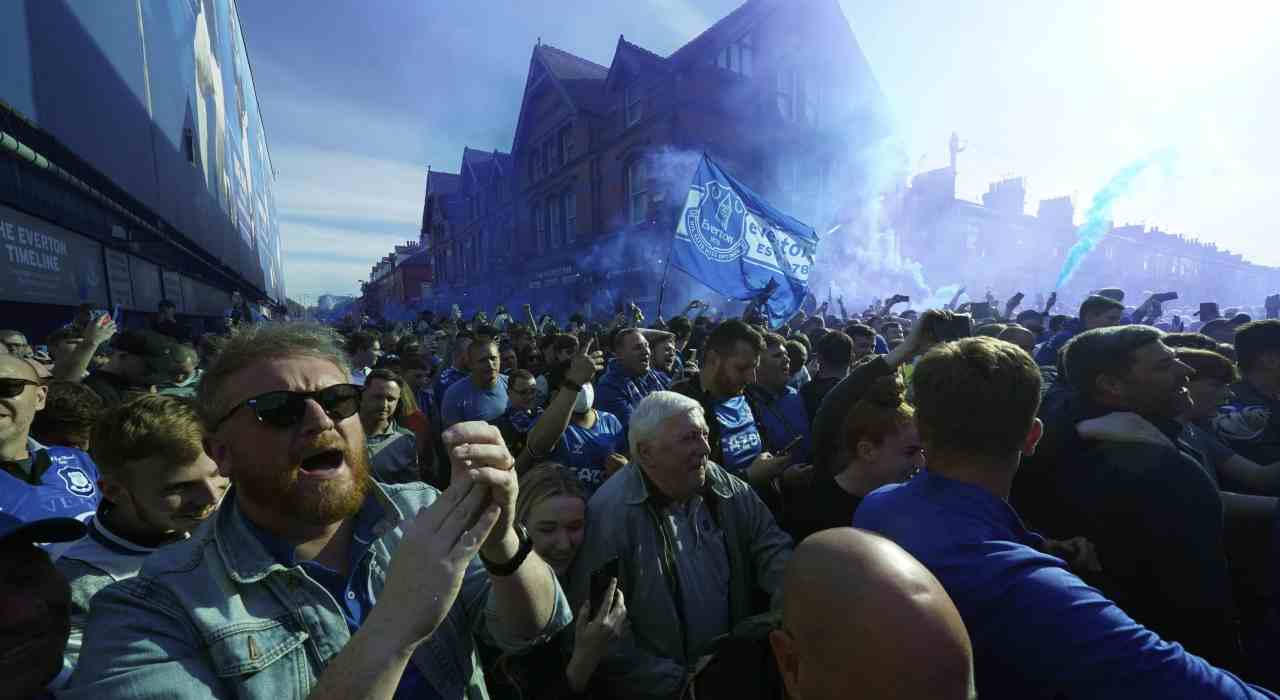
[[0, 0, 285, 304]]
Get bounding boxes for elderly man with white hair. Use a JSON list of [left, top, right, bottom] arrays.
[[567, 390, 793, 700]]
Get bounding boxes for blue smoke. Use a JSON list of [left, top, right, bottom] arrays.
[[1055, 149, 1176, 289]]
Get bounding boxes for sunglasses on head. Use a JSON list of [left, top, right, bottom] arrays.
[[212, 383, 363, 432], [0, 378, 40, 398]]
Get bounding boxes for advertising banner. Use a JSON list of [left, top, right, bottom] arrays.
[[104, 249, 135, 309], [162, 269, 186, 312], [130, 255, 163, 313], [0, 204, 109, 307]]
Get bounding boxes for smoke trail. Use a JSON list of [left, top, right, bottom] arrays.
[[1055, 149, 1176, 289]]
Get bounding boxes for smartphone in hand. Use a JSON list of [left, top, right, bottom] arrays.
[[590, 557, 622, 618]]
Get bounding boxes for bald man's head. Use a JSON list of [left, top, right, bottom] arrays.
[[0, 355, 47, 451], [770, 529, 975, 700]]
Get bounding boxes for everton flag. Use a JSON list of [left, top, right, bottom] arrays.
[[672, 155, 818, 327]]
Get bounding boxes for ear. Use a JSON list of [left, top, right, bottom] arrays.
[[855, 439, 877, 462], [635, 439, 653, 467], [1021, 418, 1044, 457], [204, 435, 234, 479], [1094, 373, 1125, 402], [33, 384, 48, 412], [768, 628, 801, 695], [98, 475, 130, 507]]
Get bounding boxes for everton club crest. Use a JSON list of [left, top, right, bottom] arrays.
[[685, 181, 748, 263]]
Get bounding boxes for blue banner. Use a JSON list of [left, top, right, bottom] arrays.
[[672, 155, 817, 327]]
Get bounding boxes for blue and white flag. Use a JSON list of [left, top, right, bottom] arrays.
[[672, 155, 817, 327]]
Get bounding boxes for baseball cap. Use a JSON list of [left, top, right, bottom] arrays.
[[0, 511, 85, 546]]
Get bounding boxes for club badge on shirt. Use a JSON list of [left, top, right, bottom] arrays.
[[57, 463, 96, 498]]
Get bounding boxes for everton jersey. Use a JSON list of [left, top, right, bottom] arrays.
[[551, 411, 626, 497], [0, 439, 101, 550], [714, 395, 763, 475]]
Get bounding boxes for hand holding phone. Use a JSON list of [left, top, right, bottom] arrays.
[[590, 557, 622, 618]]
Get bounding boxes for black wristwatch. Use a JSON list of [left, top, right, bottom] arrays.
[[480, 524, 533, 577]]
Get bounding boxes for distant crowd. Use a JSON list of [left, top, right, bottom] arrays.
[[3, 286, 1280, 699]]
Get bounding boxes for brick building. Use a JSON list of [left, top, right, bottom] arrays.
[[397, 0, 890, 317], [896, 157, 1279, 309]]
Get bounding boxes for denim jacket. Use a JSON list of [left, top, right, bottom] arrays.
[[65, 481, 571, 700], [566, 461, 792, 699]]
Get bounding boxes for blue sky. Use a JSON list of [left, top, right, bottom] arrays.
[[237, 0, 1280, 302]]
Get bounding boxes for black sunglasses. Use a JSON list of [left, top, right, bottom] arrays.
[[0, 378, 40, 398], [212, 384, 363, 432]]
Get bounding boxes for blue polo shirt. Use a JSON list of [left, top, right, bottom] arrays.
[[0, 439, 101, 553], [549, 410, 626, 497], [248, 497, 441, 700], [854, 470, 1277, 699]]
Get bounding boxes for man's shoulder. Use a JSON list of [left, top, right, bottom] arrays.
[[669, 377, 701, 400]]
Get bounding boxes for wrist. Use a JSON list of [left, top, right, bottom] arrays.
[[566, 651, 600, 694]]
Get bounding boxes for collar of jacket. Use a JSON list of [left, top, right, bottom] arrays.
[[215, 481, 405, 584], [621, 460, 733, 507], [1075, 411, 1183, 450]]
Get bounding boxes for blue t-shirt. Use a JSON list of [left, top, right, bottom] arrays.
[[0, 440, 101, 551], [432, 366, 469, 416], [550, 411, 626, 497], [441, 375, 509, 428], [714, 395, 763, 474]]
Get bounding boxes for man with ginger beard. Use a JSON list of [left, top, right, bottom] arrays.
[[769, 529, 976, 700], [66, 322, 569, 699]]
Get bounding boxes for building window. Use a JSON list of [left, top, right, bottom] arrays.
[[716, 33, 754, 77], [533, 148, 544, 181], [563, 189, 577, 243], [548, 195, 563, 249], [533, 203, 545, 254], [542, 142, 553, 176], [776, 69, 820, 125], [559, 125, 573, 165], [625, 83, 643, 128], [628, 158, 649, 225]]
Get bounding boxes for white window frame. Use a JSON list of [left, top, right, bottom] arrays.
[[625, 84, 643, 128], [628, 158, 649, 225], [533, 203, 545, 254], [548, 195, 563, 249], [563, 189, 577, 243]]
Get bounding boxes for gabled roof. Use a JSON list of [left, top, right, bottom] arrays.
[[460, 147, 513, 188], [667, 0, 774, 70], [537, 44, 609, 82], [425, 170, 460, 195], [605, 35, 668, 91], [513, 44, 611, 150], [422, 169, 460, 233]]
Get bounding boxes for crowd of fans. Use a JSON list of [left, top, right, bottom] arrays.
[[3, 287, 1280, 699]]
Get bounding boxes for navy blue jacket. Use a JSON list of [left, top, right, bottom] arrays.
[[856, 471, 1274, 699]]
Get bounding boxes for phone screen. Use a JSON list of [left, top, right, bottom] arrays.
[[590, 557, 621, 618]]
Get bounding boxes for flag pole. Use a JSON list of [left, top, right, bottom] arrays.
[[656, 229, 676, 323]]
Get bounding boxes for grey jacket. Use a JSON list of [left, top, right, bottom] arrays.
[[567, 461, 793, 700], [66, 481, 571, 699]]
